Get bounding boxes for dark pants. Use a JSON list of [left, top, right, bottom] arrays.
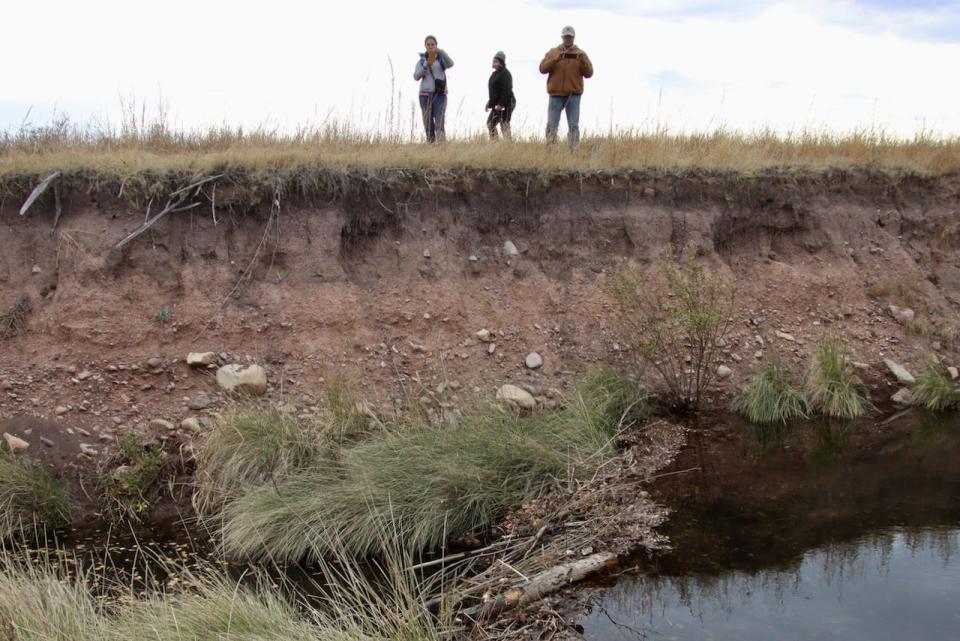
[[486, 103, 514, 140], [419, 93, 447, 143]]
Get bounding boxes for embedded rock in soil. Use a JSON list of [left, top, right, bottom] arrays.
[[884, 359, 916, 385], [149, 418, 175, 431], [887, 304, 916, 325], [3, 433, 29, 453], [188, 393, 212, 410], [716, 365, 733, 379], [496, 384, 537, 410], [181, 417, 202, 433], [54, 406, 69, 416], [476, 329, 492, 342], [187, 352, 217, 367], [503, 240, 520, 257], [216, 364, 268, 396], [891, 388, 913, 405], [949, 367, 959, 380], [525, 352, 544, 369]]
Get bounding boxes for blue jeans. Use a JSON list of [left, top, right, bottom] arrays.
[[419, 93, 447, 143], [546, 94, 581, 147]]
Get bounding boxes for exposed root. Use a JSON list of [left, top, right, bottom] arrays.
[[0, 295, 31, 340]]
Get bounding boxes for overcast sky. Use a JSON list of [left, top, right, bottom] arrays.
[[3, 0, 959, 139]]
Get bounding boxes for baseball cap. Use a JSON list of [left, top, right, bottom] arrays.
[[561, 25, 576, 37]]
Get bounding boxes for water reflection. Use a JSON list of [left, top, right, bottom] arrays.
[[583, 411, 960, 641]]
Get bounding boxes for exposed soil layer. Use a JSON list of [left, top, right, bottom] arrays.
[[1, 169, 959, 520]]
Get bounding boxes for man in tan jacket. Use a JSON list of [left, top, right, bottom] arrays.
[[539, 25, 593, 147]]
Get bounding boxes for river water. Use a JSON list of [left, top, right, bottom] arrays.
[[581, 411, 960, 641]]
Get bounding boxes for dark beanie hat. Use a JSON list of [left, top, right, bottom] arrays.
[[494, 51, 506, 63]]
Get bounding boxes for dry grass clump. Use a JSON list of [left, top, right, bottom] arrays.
[[0, 548, 448, 641], [805, 337, 871, 420], [3, 112, 960, 178], [911, 365, 960, 411], [0, 448, 70, 540], [0, 295, 31, 340], [194, 384, 378, 514], [204, 369, 644, 562], [734, 362, 810, 424]]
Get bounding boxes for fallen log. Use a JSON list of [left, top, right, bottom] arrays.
[[470, 551, 618, 621]]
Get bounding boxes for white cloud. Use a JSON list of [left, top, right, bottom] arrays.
[[1, 0, 958, 138]]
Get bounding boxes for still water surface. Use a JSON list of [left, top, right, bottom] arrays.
[[582, 412, 960, 641]]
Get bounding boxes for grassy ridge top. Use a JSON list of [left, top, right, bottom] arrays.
[[3, 123, 960, 179]]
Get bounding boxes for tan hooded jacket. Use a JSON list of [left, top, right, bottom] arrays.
[[538, 45, 593, 96]]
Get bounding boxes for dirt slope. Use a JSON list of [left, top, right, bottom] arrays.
[[1, 169, 958, 452]]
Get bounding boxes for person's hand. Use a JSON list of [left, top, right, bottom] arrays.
[[495, 105, 505, 111]]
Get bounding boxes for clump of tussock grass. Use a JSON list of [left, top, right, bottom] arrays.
[[194, 383, 378, 515], [0, 448, 70, 540], [910, 365, 960, 411], [209, 369, 645, 562], [0, 543, 449, 641], [0, 295, 31, 340], [805, 337, 871, 420], [734, 362, 810, 424]]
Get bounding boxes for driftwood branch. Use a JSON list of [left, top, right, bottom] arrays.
[[469, 552, 618, 621], [114, 175, 222, 249], [19, 171, 62, 217], [115, 200, 201, 249]]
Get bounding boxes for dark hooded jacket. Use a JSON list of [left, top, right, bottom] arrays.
[[486, 66, 515, 111]]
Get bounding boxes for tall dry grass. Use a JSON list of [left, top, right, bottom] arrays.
[[0, 545, 450, 641], [3, 109, 960, 178]]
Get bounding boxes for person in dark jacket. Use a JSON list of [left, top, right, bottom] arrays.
[[414, 35, 454, 143], [485, 51, 515, 140]]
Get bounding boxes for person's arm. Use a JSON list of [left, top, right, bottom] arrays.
[[579, 50, 594, 78], [414, 56, 427, 80], [439, 49, 454, 69], [539, 47, 562, 74]]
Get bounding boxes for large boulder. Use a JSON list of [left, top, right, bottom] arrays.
[[496, 384, 536, 410], [216, 364, 268, 396]]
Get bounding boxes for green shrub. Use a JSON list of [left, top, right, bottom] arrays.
[[609, 247, 735, 411], [805, 337, 871, 419], [734, 362, 810, 424], [207, 369, 645, 562], [911, 365, 960, 411], [0, 448, 70, 540], [98, 433, 166, 519]]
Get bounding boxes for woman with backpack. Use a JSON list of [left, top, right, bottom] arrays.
[[486, 51, 515, 140], [414, 35, 454, 143]]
